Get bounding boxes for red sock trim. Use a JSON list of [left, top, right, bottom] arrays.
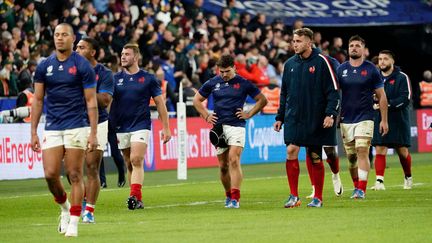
[[312, 161, 324, 201], [286, 159, 300, 197], [54, 192, 67, 204], [353, 177, 359, 189], [231, 188, 240, 201], [85, 205, 95, 213], [326, 157, 340, 174], [306, 155, 314, 185], [399, 153, 412, 177], [70, 205, 81, 217], [375, 154, 386, 177], [225, 190, 232, 198], [130, 184, 142, 201], [358, 180, 368, 192]]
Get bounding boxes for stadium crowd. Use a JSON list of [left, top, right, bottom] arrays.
[[0, 0, 353, 112]]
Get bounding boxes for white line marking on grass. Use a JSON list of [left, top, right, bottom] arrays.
[[145, 200, 222, 209]]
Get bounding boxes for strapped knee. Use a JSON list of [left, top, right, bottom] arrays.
[[355, 138, 371, 149], [307, 146, 322, 163]]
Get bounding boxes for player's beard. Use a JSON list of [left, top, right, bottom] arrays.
[[349, 53, 362, 60], [380, 65, 391, 73]]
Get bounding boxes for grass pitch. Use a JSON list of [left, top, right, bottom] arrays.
[[0, 153, 431, 242]]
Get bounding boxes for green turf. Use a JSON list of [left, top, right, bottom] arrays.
[[0, 153, 431, 242]]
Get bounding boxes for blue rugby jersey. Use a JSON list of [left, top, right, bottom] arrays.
[[34, 52, 96, 130], [94, 63, 114, 123], [110, 69, 161, 132], [199, 75, 260, 127], [337, 60, 383, 123]]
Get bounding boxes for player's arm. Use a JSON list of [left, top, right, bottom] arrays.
[[375, 87, 389, 135], [193, 86, 217, 125], [154, 95, 171, 144], [97, 70, 114, 108], [84, 87, 98, 151], [388, 74, 411, 110], [31, 82, 45, 152], [274, 63, 289, 132], [322, 57, 340, 128]]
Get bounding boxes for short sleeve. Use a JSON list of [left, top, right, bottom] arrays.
[[371, 67, 384, 89], [150, 75, 162, 98], [198, 80, 213, 98], [245, 80, 260, 98], [34, 61, 46, 84], [98, 69, 114, 95], [79, 58, 96, 89]]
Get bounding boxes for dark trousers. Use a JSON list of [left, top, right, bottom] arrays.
[[100, 120, 125, 184]]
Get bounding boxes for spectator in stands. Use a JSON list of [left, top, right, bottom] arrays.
[[0, 59, 18, 96]]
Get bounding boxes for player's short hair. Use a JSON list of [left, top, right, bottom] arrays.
[[379, 50, 395, 60], [293, 28, 313, 40], [348, 35, 366, 46], [81, 37, 100, 59], [123, 43, 140, 56], [56, 23, 74, 35], [217, 54, 235, 68]]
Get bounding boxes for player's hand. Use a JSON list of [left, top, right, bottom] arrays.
[[323, 116, 334, 128], [379, 121, 389, 136], [273, 121, 282, 132], [31, 134, 41, 152], [206, 113, 218, 125], [162, 128, 171, 144], [373, 103, 380, 110], [87, 133, 98, 152], [236, 108, 250, 120]]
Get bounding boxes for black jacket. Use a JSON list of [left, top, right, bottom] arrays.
[[372, 67, 411, 147], [276, 48, 340, 146]]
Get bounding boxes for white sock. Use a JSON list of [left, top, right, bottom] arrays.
[[358, 169, 368, 181], [69, 216, 79, 226], [376, 175, 384, 182], [60, 200, 70, 212]]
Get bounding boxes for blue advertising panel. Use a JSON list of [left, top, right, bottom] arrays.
[[241, 115, 306, 164], [184, 0, 432, 26]]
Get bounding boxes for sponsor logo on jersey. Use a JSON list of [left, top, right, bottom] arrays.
[[58, 65, 63, 71], [117, 78, 124, 86], [46, 65, 53, 76], [214, 83, 221, 91], [342, 69, 348, 77]]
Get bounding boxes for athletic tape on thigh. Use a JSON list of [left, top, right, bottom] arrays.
[[344, 142, 356, 155], [307, 146, 322, 162]]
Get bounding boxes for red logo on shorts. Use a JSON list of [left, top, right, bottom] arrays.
[[309, 66, 315, 73], [361, 70, 368, 76], [389, 79, 395, 85], [233, 83, 240, 89], [138, 77, 145, 83], [68, 66, 77, 75]]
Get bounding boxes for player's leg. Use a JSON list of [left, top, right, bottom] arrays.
[[305, 153, 315, 199], [42, 140, 69, 234], [125, 129, 149, 210], [371, 146, 387, 190], [284, 144, 301, 208], [324, 146, 343, 196], [353, 120, 374, 198], [341, 123, 359, 196], [99, 158, 107, 188], [108, 121, 126, 187], [396, 146, 413, 189], [306, 146, 324, 207], [226, 145, 243, 208], [217, 149, 231, 207], [83, 120, 108, 222]]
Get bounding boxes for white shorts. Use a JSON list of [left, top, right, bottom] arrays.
[[117, 129, 150, 150], [340, 120, 374, 144], [94, 121, 108, 151], [42, 127, 89, 150], [216, 125, 245, 155]]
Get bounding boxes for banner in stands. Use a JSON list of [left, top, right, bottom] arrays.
[[0, 124, 44, 180], [416, 109, 432, 152], [185, 0, 432, 26]]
